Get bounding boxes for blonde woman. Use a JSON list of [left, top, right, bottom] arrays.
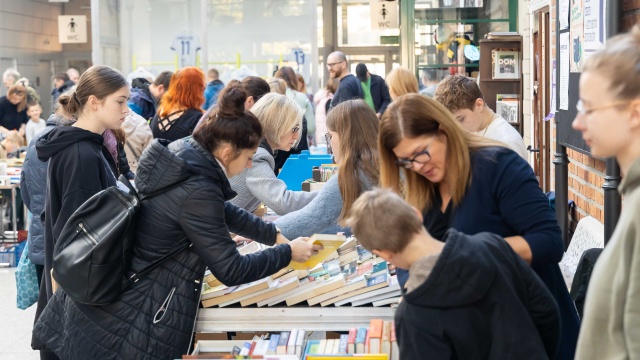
[[573, 26, 640, 360], [229, 92, 318, 215], [274, 100, 379, 238], [386, 67, 419, 100], [379, 94, 578, 360], [267, 78, 287, 95]]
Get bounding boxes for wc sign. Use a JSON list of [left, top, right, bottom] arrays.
[[58, 15, 87, 44], [371, 0, 399, 29]]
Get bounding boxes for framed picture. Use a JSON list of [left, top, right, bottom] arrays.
[[492, 50, 520, 79], [496, 94, 519, 124]]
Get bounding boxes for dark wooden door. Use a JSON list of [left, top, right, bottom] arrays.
[[532, 8, 551, 192]]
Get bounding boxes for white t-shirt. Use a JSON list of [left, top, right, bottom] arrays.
[[171, 33, 201, 68], [25, 119, 46, 145], [481, 116, 527, 159]]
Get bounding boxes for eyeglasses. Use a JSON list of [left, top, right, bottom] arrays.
[[325, 132, 332, 154], [395, 134, 436, 169], [291, 125, 300, 134], [576, 100, 631, 116], [326, 62, 343, 69]]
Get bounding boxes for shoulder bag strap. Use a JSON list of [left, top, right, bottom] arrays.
[[129, 240, 192, 283]]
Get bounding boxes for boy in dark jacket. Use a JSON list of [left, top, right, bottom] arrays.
[[347, 188, 561, 360]]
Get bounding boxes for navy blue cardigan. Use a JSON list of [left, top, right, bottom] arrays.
[[398, 146, 579, 360]]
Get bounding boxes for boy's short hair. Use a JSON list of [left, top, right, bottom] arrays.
[[208, 68, 219, 79], [28, 102, 41, 110], [347, 188, 424, 253], [6, 131, 24, 147], [54, 73, 70, 82], [434, 75, 484, 112], [153, 71, 173, 89]]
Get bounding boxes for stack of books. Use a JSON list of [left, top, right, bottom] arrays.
[[303, 319, 398, 360], [200, 235, 400, 309]]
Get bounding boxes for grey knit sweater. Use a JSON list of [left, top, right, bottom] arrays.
[[274, 173, 376, 239], [228, 145, 318, 215]]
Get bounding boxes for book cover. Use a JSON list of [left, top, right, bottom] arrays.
[[260, 278, 319, 307], [295, 329, 306, 355], [381, 321, 392, 358], [496, 97, 519, 124], [325, 339, 336, 354], [368, 319, 383, 354], [347, 328, 357, 354], [200, 284, 237, 300], [267, 334, 280, 355], [201, 277, 272, 308], [335, 282, 399, 307], [240, 276, 300, 307], [372, 296, 402, 307], [318, 339, 328, 354], [304, 339, 321, 355], [338, 334, 349, 354], [286, 275, 345, 306], [356, 245, 373, 262], [253, 339, 270, 356], [493, 50, 520, 79], [332, 337, 341, 354], [287, 329, 298, 355], [307, 275, 367, 306], [351, 290, 402, 307], [355, 328, 367, 354], [277, 331, 290, 355], [239, 341, 252, 356], [391, 322, 399, 360], [288, 234, 347, 270], [321, 280, 389, 307]]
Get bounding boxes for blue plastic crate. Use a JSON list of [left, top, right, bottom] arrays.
[[277, 151, 333, 191], [0, 241, 25, 267]]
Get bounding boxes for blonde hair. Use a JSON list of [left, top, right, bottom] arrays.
[[250, 93, 303, 147], [267, 78, 287, 95], [347, 188, 424, 253], [386, 68, 419, 98], [8, 85, 28, 112], [379, 94, 503, 212], [582, 25, 640, 101], [5, 130, 24, 148], [326, 100, 380, 224]]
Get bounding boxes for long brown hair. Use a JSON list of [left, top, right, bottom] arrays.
[[8, 84, 28, 112], [379, 93, 502, 211], [326, 100, 380, 224]]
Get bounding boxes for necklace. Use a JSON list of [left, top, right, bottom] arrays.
[[477, 112, 497, 137]]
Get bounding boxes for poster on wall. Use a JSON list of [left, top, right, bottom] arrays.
[[570, 0, 584, 72], [560, 33, 570, 110], [559, 0, 570, 30], [371, 0, 399, 29], [583, 0, 606, 60]]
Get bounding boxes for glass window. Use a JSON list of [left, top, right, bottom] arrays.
[[414, 0, 511, 80]]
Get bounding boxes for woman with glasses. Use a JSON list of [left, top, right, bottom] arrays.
[[379, 94, 578, 360], [273, 100, 379, 238], [572, 26, 640, 360], [229, 92, 318, 215]]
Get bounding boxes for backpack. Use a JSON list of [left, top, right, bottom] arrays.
[[52, 176, 190, 306], [570, 247, 604, 319]]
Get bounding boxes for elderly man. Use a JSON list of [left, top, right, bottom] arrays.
[[327, 51, 362, 109], [2, 68, 20, 89]]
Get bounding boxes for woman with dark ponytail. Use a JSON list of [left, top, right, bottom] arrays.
[[32, 65, 130, 360], [33, 83, 320, 360]]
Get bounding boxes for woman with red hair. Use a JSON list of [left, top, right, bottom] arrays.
[[150, 66, 205, 142]]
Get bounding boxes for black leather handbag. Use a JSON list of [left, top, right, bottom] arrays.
[[52, 176, 190, 306]]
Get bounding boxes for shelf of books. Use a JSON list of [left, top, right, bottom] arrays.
[[187, 319, 398, 360], [194, 234, 399, 334]]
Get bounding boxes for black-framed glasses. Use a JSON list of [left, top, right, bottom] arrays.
[[325, 132, 332, 154], [395, 134, 436, 169], [291, 125, 300, 134], [326, 62, 343, 69]]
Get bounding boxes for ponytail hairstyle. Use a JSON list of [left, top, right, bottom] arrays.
[[241, 76, 270, 102], [56, 65, 128, 119], [193, 82, 263, 156], [274, 67, 299, 91]]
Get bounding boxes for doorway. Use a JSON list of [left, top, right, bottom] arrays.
[[341, 49, 399, 78], [531, 8, 551, 192]]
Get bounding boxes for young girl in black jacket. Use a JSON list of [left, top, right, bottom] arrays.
[[32, 65, 131, 360]]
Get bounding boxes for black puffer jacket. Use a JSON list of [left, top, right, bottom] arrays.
[[32, 137, 293, 360]]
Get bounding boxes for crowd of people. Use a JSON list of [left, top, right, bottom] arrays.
[[3, 25, 640, 360]]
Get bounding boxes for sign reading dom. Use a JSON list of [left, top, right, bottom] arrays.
[[371, 0, 399, 29], [58, 15, 87, 44]]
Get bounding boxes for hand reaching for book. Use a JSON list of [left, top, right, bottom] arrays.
[[289, 238, 324, 263]]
